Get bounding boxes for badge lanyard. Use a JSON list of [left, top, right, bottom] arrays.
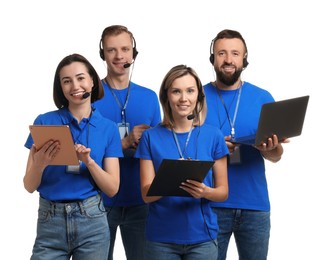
[[67, 112, 91, 173], [216, 82, 243, 139], [103, 78, 131, 124], [172, 127, 193, 160]]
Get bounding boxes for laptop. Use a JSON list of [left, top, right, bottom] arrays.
[[230, 95, 309, 146], [147, 159, 215, 197]]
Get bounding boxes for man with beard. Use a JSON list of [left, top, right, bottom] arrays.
[[204, 29, 287, 260]]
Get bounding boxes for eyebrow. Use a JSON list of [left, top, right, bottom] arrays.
[[61, 72, 86, 81]]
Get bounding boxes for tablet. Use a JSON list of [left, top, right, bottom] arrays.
[[29, 125, 79, 165], [147, 159, 215, 197]]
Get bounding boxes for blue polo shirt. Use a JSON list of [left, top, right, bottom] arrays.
[[93, 81, 161, 206], [204, 81, 274, 211], [135, 124, 229, 244], [24, 107, 123, 201]]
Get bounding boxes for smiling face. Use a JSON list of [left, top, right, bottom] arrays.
[[213, 38, 246, 87], [103, 32, 134, 75], [59, 62, 93, 105], [167, 74, 199, 121]]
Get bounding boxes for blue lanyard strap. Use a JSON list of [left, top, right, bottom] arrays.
[[103, 78, 131, 123], [70, 118, 91, 146], [216, 81, 243, 138], [172, 127, 193, 160]]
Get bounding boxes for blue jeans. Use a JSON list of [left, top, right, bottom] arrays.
[[213, 208, 270, 260], [144, 239, 218, 260], [106, 204, 148, 260], [31, 194, 110, 260]]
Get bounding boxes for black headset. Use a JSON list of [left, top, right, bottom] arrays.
[[99, 35, 138, 61], [198, 91, 205, 102], [209, 38, 249, 68]]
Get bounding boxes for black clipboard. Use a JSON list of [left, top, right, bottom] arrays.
[[29, 125, 79, 166], [147, 159, 215, 197]]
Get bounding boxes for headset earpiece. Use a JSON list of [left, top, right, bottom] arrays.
[[100, 50, 105, 60], [243, 53, 249, 68], [99, 39, 105, 60], [133, 47, 138, 60], [209, 54, 214, 64], [132, 37, 139, 60], [209, 38, 215, 64], [198, 92, 205, 102]]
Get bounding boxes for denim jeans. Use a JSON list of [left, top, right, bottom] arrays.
[[144, 239, 218, 260], [213, 208, 270, 260], [106, 204, 148, 260], [31, 194, 110, 260]]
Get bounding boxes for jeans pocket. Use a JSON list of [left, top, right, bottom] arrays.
[[37, 209, 51, 223], [84, 203, 106, 219]]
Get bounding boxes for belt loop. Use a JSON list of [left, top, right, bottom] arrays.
[[78, 201, 85, 215], [50, 202, 55, 216]]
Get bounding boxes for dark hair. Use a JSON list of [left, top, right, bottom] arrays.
[[210, 29, 249, 68], [53, 53, 104, 108], [99, 25, 138, 60], [159, 65, 206, 128]]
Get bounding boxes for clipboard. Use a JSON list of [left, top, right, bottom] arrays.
[[147, 159, 215, 197], [29, 125, 79, 165]]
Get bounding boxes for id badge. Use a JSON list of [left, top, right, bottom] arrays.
[[229, 146, 242, 165], [118, 122, 130, 139], [66, 161, 81, 174]]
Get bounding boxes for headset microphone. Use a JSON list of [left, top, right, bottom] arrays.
[[82, 92, 91, 99], [123, 62, 133, 68], [187, 114, 195, 120]]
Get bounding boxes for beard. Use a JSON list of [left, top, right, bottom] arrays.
[[215, 65, 243, 86]]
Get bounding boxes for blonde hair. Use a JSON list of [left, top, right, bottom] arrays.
[[159, 64, 206, 128]]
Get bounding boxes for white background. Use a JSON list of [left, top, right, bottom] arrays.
[[1, 0, 332, 259]]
